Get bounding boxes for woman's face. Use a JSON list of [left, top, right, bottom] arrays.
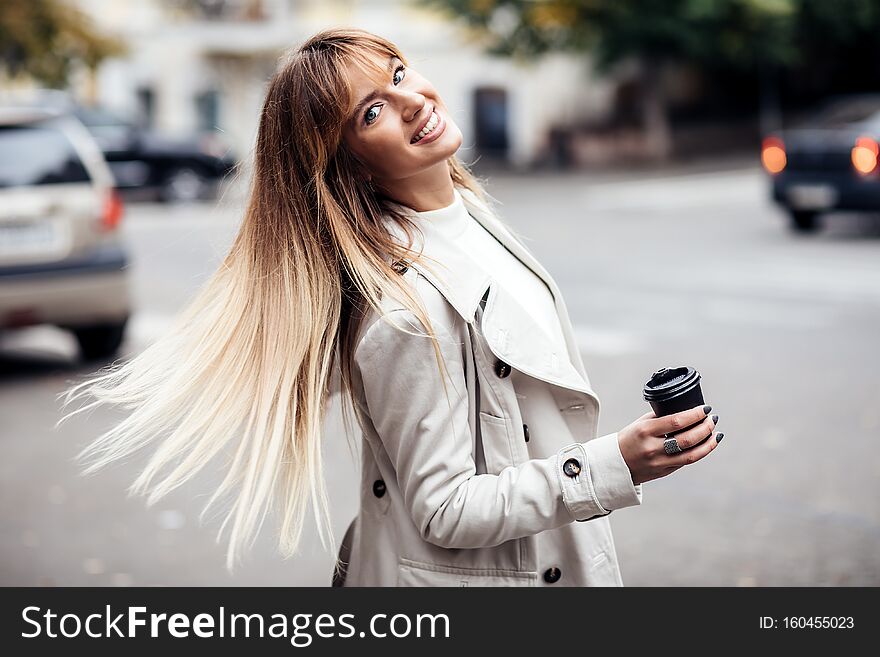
[[341, 52, 463, 186]]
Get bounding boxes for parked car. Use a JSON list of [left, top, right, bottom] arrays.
[[0, 105, 131, 361], [72, 105, 238, 203], [761, 94, 880, 233]]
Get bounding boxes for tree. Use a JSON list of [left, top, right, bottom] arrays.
[[421, 0, 798, 159], [0, 0, 126, 88], [788, 0, 880, 101]]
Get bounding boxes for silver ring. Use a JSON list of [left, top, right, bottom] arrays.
[[664, 437, 683, 455]]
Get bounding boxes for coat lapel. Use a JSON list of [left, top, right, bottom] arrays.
[[384, 187, 598, 401]]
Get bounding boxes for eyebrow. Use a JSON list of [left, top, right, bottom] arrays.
[[351, 56, 397, 124]]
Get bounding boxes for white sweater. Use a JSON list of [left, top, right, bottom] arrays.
[[406, 188, 568, 357]]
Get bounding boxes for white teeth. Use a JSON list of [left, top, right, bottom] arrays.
[[413, 112, 439, 142]]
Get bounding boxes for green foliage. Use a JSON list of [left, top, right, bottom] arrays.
[[0, 0, 126, 87], [420, 0, 876, 75]]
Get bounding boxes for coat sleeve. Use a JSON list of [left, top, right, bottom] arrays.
[[353, 304, 641, 550], [580, 432, 643, 516]]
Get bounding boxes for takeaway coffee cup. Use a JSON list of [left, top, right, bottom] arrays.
[[643, 366, 706, 437]]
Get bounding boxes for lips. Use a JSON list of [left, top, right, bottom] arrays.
[[411, 107, 435, 144]]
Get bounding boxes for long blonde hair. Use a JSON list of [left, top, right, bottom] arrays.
[[55, 28, 490, 572]]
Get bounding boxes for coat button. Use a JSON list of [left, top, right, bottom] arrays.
[[543, 567, 562, 583], [562, 458, 581, 477], [523, 423, 530, 442], [494, 359, 511, 378], [372, 479, 386, 498]]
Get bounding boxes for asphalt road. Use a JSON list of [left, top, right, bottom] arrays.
[[2, 161, 879, 586]]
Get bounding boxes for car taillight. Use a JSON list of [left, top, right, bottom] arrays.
[[101, 188, 124, 231], [851, 136, 879, 175], [761, 136, 786, 174]]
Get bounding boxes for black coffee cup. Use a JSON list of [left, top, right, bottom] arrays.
[[643, 366, 706, 438]]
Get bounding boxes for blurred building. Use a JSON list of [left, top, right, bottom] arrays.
[[68, 0, 616, 168]]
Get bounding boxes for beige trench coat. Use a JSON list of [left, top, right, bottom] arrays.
[[339, 187, 643, 587]]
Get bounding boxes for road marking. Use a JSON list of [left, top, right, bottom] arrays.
[[646, 265, 880, 305], [578, 286, 846, 331], [127, 312, 176, 347], [572, 326, 647, 355], [571, 255, 880, 306], [578, 170, 766, 212]]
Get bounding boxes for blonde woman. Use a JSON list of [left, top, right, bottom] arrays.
[[57, 28, 723, 587]]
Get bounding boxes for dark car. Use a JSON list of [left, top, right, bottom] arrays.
[[761, 94, 880, 233], [72, 105, 237, 203]]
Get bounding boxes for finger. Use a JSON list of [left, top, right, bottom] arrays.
[[664, 413, 717, 450], [646, 403, 711, 437], [665, 431, 723, 467]]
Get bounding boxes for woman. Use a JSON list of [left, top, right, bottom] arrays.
[[57, 28, 722, 586]]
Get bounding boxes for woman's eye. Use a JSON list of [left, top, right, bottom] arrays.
[[363, 66, 406, 126]]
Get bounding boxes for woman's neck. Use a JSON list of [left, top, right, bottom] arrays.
[[376, 163, 455, 212]]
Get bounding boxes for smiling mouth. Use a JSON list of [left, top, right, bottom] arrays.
[[411, 110, 440, 144]]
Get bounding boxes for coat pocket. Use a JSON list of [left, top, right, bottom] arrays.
[[477, 411, 515, 475], [397, 557, 538, 587]]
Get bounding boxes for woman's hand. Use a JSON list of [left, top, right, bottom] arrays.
[[617, 404, 722, 486]]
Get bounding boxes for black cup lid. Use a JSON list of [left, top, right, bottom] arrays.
[[643, 366, 700, 401]]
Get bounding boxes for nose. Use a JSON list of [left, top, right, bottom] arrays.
[[398, 89, 426, 122]]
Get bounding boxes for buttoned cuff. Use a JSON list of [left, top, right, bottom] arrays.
[[556, 442, 610, 521], [583, 432, 643, 511]]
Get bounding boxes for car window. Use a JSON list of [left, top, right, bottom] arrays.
[[74, 106, 130, 128], [0, 123, 90, 187], [808, 97, 880, 128]]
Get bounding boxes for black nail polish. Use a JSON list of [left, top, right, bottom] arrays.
[[716, 433, 724, 444], [703, 404, 712, 414], [712, 414, 719, 424]]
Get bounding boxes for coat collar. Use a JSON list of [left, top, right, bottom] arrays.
[[383, 187, 599, 400]]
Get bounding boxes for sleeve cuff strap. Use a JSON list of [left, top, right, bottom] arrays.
[[556, 442, 610, 521], [584, 432, 643, 511]]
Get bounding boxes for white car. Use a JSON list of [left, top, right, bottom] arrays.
[[0, 106, 131, 360]]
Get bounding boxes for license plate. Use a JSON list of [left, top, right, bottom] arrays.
[[787, 184, 838, 210], [0, 218, 62, 259]]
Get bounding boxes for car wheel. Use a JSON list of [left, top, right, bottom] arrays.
[[72, 319, 128, 361], [789, 210, 821, 233], [161, 167, 207, 203]]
